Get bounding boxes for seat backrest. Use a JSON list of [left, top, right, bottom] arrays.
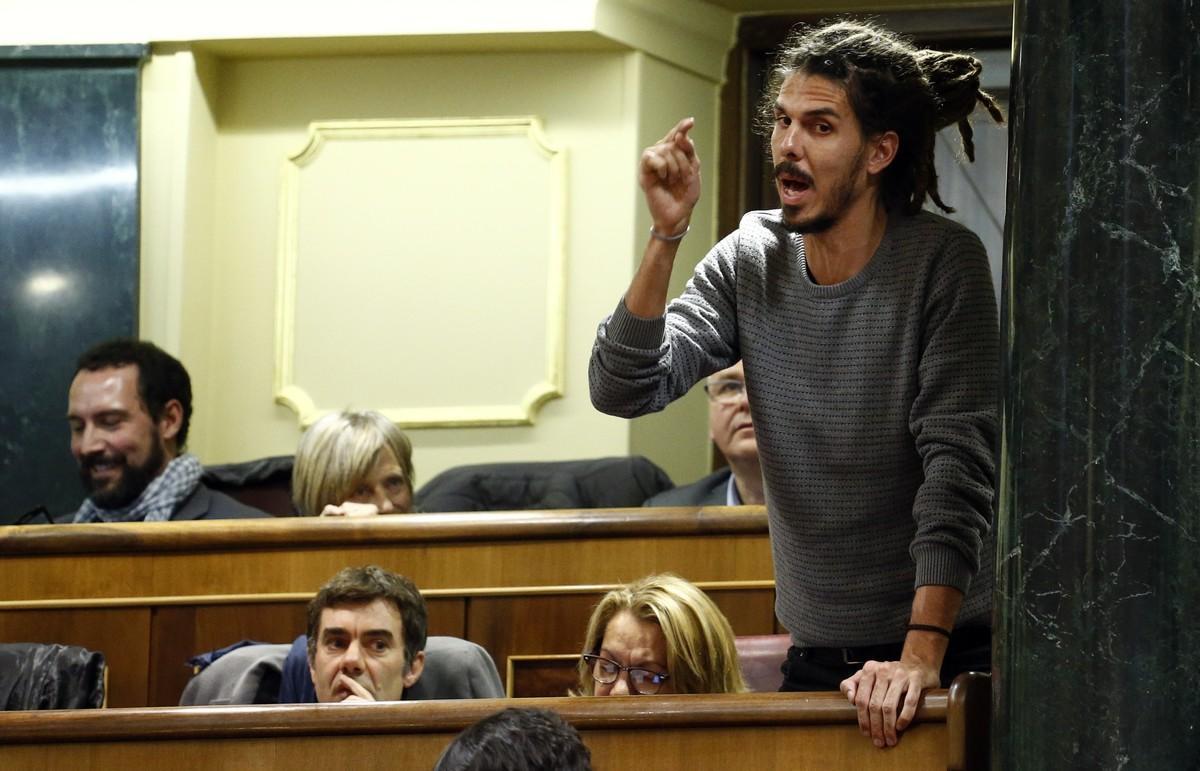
[[179, 644, 289, 706], [415, 456, 674, 512], [0, 643, 106, 710], [735, 634, 790, 693], [408, 636, 504, 700], [180, 636, 503, 705], [201, 455, 296, 517]]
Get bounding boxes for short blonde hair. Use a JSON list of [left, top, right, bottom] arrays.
[[292, 410, 415, 516], [577, 573, 747, 695]]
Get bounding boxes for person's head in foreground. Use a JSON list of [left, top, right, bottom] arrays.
[[292, 409, 415, 516], [757, 20, 1002, 232], [433, 707, 592, 771], [306, 565, 427, 702], [577, 573, 746, 695], [68, 339, 191, 518]]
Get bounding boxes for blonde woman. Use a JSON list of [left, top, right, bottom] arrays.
[[577, 573, 746, 695], [292, 410, 415, 517]]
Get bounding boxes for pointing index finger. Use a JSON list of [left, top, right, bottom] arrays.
[[659, 116, 695, 146]]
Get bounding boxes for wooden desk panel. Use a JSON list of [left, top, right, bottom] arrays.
[[146, 598, 467, 708], [708, 586, 777, 635], [0, 534, 771, 601], [0, 588, 771, 708], [0, 510, 774, 708], [0, 509, 771, 601], [468, 585, 777, 692], [0, 608, 151, 707], [0, 725, 946, 770], [0, 692, 957, 771], [507, 654, 579, 698]]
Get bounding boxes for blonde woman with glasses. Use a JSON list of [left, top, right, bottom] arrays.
[[577, 573, 747, 696], [292, 410, 415, 517]]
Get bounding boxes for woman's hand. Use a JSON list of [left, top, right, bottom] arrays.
[[319, 502, 382, 518]]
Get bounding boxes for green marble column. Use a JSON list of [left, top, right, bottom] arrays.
[[0, 45, 146, 523], [996, 1, 1200, 767]]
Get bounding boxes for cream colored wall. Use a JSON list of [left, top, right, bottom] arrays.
[[139, 44, 723, 488], [626, 52, 722, 481], [23, 0, 1006, 492], [0, 1, 606, 45], [140, 47, 224, 453], [0, 1, 733, 84]]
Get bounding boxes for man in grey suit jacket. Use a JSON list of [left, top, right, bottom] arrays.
[[65, 339, 266, 523], [644, 361, 764, 507]]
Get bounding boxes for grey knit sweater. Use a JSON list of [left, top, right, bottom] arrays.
[[590, 209, 997, 646]]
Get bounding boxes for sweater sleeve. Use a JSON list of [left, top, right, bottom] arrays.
[[589, 231, 742, 418], [907, 227, 999, 594]]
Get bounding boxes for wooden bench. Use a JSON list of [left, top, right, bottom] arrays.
[[0, 508, 776, 707], [0, 684, 991, 770]]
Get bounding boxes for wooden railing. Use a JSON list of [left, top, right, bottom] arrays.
[[0, 690, 977, 770], [0, 507, 776, 707]]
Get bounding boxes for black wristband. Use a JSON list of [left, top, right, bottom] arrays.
[[906, 623, 953, 639]]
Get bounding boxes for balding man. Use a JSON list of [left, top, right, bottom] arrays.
[[644, 361, 763, 507]]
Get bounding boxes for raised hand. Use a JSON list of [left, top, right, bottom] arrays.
[[639, 117, 701, 237]]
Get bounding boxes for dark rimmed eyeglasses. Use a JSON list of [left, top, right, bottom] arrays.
[[582, 653, 670, 695], [703, 379, 746, 405]]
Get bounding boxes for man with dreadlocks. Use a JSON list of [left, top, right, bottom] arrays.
[[589, 20, 1002, 748]]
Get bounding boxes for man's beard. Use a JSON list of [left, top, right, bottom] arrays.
[[79, 436, 167, 510], [775, 143, 868, 234]]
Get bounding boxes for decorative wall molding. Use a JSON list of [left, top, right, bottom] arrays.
[[274, 117, 567, 429]]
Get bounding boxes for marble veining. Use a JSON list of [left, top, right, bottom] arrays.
[[0, 46, 145, 523], [996, 1, 1200, 767]]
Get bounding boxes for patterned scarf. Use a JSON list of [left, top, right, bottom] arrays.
[[72, 453, 203, 524]]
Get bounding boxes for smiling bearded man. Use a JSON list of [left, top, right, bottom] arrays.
[[66, 339, 267, 523], [589, 20, 1003, 750]]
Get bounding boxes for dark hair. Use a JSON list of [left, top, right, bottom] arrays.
[[306, 565, 428, 668], [756, 19, 1004, 215], [433, 708, 592, 771], [75, 338, 194, 449]]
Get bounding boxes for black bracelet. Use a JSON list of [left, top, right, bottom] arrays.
[[906, 623, 953, 639]]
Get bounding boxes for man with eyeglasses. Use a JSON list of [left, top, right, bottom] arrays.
[[643, 361, 763, 507]]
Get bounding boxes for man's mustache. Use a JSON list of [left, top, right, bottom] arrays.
[[81, 451, 125, 473], [774, 162, 814, 187]]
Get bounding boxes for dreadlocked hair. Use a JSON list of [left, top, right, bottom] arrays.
[[756, 20, 1004, 215]]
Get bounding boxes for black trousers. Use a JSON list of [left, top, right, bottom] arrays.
[[779, 626, 991, 692]]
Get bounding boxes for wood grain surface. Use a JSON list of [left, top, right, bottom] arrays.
[[0, 692, 954, 771]]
